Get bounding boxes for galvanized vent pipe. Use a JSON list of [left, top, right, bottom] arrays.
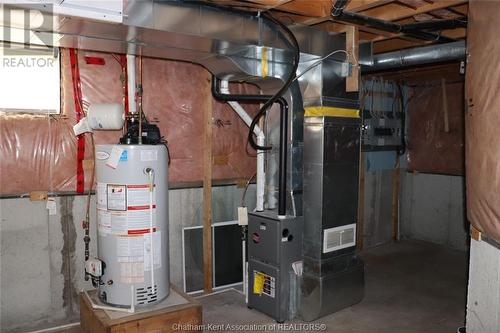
[[364, 40, 466, 72]]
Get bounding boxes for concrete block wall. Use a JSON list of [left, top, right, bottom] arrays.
[[466, 238, 500, 333], [0, 185, 255, 333], [400, 172, 468, 251], [362, 169, 394, 248]]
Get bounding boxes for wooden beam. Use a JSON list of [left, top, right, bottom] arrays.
[[346, 25, 359, 92], [371, 26, 466, 44], [203, 74, 213, 294], [243, 0, 295, 10], [314, 20, 398, 38], [346, 0, 395, 12], [361, 0, 468, 21], [373, 38, 425, 54], [274, 0, 331, 17]]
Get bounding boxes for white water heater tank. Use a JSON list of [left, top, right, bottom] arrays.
[[95, 144, 169, 307]]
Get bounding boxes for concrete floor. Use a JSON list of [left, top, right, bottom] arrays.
[[55, 240, 467, 333]]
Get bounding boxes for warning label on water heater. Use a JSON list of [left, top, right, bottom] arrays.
[[116, 232, 162, 284], [97, 183, 158, 236], [107, 184, 127, 211]]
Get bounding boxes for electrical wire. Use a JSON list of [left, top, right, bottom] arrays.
[[293, 49, 358, 83], [240, 172, 256, 207]]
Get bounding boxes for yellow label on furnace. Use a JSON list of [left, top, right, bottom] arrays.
[[253, 272, 265, 295]]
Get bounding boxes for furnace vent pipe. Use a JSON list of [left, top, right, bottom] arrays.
[[219, 80, 265, 212], [211, 77, 288, 216], [126, 54, 137, 114], [365, 40, 466, 72]]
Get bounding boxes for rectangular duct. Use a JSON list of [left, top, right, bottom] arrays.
[[301, 114, 364, 321]]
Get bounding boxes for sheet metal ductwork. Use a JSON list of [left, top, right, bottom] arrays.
[[363, 40, 466, 72]]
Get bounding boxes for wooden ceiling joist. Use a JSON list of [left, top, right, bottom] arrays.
[[360, 0, 468, 21], [205, 0, 469, 54]]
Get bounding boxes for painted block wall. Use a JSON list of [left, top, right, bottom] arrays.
[[400, 172, 468, 251], [466, 239, 500, 333]]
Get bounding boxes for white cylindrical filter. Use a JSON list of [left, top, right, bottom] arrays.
[[95, 144, 169, 307], [87, 103, 125, 130]]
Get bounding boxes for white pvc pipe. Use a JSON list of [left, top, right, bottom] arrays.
[[25, 322, 80, 333], [221, 80, 265, 211], [148, 170, 155, 294], [83, 287, 135, 314], [255, 134, 265, 212], [126, 54, 137, 114]]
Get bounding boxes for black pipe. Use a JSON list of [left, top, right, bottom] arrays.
[[211, 77, 271, 102], [401, 17, 467, 32], [211, 76, 288, 216], [331, 1, 455, 43], [277, 98, 288, 217]]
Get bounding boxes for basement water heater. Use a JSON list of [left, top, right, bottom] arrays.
[[94, 144, 169, 307]]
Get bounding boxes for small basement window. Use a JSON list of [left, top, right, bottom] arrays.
[[0, 46, 60, 114]]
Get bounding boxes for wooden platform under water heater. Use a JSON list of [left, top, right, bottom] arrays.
[[80, 285, 202, 333]]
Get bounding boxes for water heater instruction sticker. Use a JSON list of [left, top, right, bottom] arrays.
[[127, 185, 156, 208], [117, 236, 144, 261], [120, 262, 144, 284], [107, 185, 126, 211], [111, 212, 128, 235], [117, 235, 145, 283], [144, 231, 161, 271], [97, 183, 107, 209], [97, 210, 111, 235]]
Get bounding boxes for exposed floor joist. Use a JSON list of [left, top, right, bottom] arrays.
[[206, 0, 469, 53]]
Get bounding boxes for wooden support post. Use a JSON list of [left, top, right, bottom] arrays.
[[441, 78, 450, 133], [356, 152, 365, 250], [203, 75, 213, 294], [346, 25, 359, 92], [391, 157, 401, 242]]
